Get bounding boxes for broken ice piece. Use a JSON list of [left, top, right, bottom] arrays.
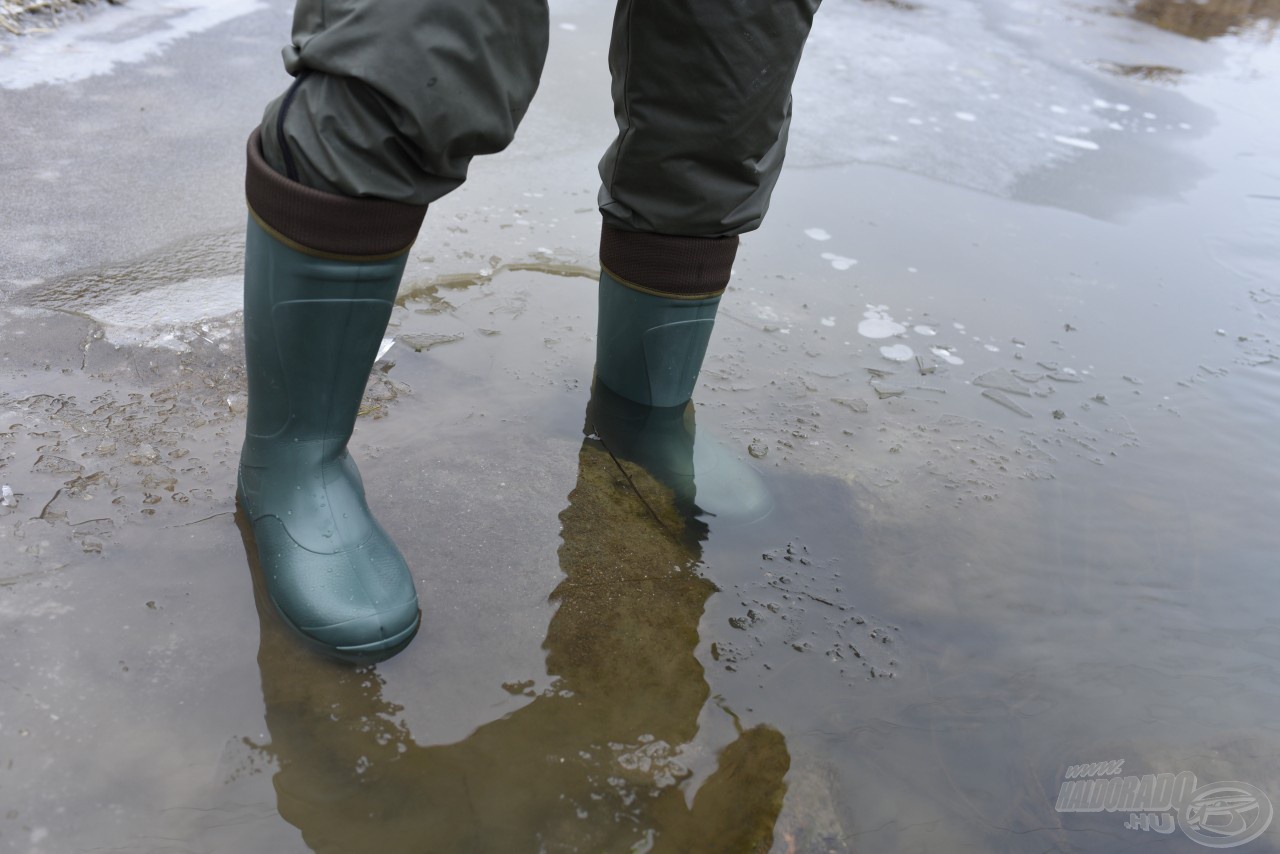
[[1036, 361, 1083, 383], [981, 389, 1033, 417], [831, 397, 869, 413], [871, 382, 906, 399], [973, 368, 1033, 397]]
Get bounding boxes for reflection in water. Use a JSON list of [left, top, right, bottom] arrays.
[[1129, 0, 1280, 40], [238, 394, 790, 852]]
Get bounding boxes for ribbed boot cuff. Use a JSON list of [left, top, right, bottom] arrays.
[[599, 223, 738, 299], [244, 128, 427, 261]]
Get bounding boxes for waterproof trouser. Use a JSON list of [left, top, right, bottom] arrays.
[[259, 0, 822, 240], [248, 0, 809, 541]]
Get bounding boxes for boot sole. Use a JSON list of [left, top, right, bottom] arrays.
[[275, 599, 422, 665]]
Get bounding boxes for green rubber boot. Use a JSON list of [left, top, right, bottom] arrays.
[[593, 270, 771, 525], [237, 216, 420, 661]]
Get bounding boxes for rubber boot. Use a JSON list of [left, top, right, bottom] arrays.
[[237, 129, 427, 662], [592, 269, 772, 525]]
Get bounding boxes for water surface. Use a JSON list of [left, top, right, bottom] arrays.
[[2, 0, 1279, 851]]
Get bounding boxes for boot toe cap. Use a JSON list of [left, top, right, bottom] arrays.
[[252, 515, 421, 661], [299, 599, 422, 659]]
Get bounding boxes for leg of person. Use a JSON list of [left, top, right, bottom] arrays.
[[589, 0, 822, 524], [239, 0, 549, 661]]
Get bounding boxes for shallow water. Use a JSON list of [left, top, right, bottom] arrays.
[[2, 0, 1280, 852]]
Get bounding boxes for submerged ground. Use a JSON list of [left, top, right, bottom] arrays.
[[2, 0, 1279, 851]]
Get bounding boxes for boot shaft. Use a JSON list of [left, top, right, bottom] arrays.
[[242, 217, 406, 451], [594, 270, 721, 408]]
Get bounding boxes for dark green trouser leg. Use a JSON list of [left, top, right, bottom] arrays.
[[239, 130, 429, 661], [259, 0, 551, 204], [255, 0, 819, 226], [598, 0, 823, 236]]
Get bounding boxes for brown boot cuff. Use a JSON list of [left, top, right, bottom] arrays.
[[599, 223, 738, 299], [244, 128, 427, 261]]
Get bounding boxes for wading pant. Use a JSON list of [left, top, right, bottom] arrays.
[[257, 0, 822, 289]]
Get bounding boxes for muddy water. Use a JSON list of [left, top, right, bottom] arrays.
[[3, 0, 1280, 852]]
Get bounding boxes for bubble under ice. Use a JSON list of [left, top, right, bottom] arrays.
[[931, 347, 965, 366], [821, 252, 857, 271], [880, 344, 915, 362], [858, 306, 906, 339]]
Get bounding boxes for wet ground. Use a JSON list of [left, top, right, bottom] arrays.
[[2, 0, 1280, 851]]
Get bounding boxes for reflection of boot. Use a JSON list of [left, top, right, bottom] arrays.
[[237, 129, 427, 661], [587, 379, 771, 524], [244, 431, 792, 852], [594, 250, 771, 524]]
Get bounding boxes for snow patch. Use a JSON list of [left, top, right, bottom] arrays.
[[0, 0, 265, 90]]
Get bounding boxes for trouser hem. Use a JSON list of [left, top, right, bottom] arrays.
[[244, 128, 428, 260], [599, 223, 737, 298]]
